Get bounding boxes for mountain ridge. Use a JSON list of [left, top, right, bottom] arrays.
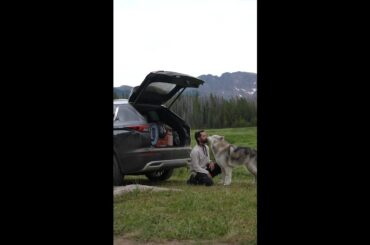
[[114, 71, 256, 99]]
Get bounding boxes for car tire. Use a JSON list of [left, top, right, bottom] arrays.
[[145, 168, 174, 181], [113, 155, 124, 186]]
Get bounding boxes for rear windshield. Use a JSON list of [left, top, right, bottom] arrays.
[[113, 104, 146, 124], [146, 82, 177, 95]]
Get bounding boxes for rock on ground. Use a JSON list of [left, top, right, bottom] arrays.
[[114, 184, 183, 196]]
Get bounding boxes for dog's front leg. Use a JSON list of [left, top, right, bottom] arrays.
[[219, 166, 226, 184], [252, 176, 257, 184], [224, 167, 232, 185]]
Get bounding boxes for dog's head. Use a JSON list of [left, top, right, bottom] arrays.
[[207, 135, 225, 146]]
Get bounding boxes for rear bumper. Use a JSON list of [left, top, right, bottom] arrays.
[[139, 158, 190, 172], [120, 146, 191, 174]]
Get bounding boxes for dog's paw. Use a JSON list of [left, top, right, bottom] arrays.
[[224, 176, 231, 185]]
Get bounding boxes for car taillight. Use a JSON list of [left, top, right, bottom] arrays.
[[127, 124, 150, 133]]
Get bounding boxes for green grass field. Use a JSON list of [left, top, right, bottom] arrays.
[[114, 127, 257, 244]]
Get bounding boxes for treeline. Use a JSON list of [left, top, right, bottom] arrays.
[[113, 92, 257, 129], [168, 94, 256, 129], [113, 90, 130, 99]]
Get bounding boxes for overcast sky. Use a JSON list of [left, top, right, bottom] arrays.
[[114, 0, 256, 87]]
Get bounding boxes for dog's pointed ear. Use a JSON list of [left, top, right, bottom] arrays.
[[220, 136, 224, 140]]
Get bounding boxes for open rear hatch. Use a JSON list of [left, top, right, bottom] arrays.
[[128, 71, 205, 107], [127, 71, 205, 148]]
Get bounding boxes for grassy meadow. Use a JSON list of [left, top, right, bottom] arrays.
[[114, 127, 257, 244]]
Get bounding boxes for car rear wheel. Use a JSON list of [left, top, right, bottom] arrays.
[[145, 169, 174, 181], [113, 155, 124, 186]]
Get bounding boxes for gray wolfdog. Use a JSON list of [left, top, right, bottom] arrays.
[[207, 135, 257, 185]]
